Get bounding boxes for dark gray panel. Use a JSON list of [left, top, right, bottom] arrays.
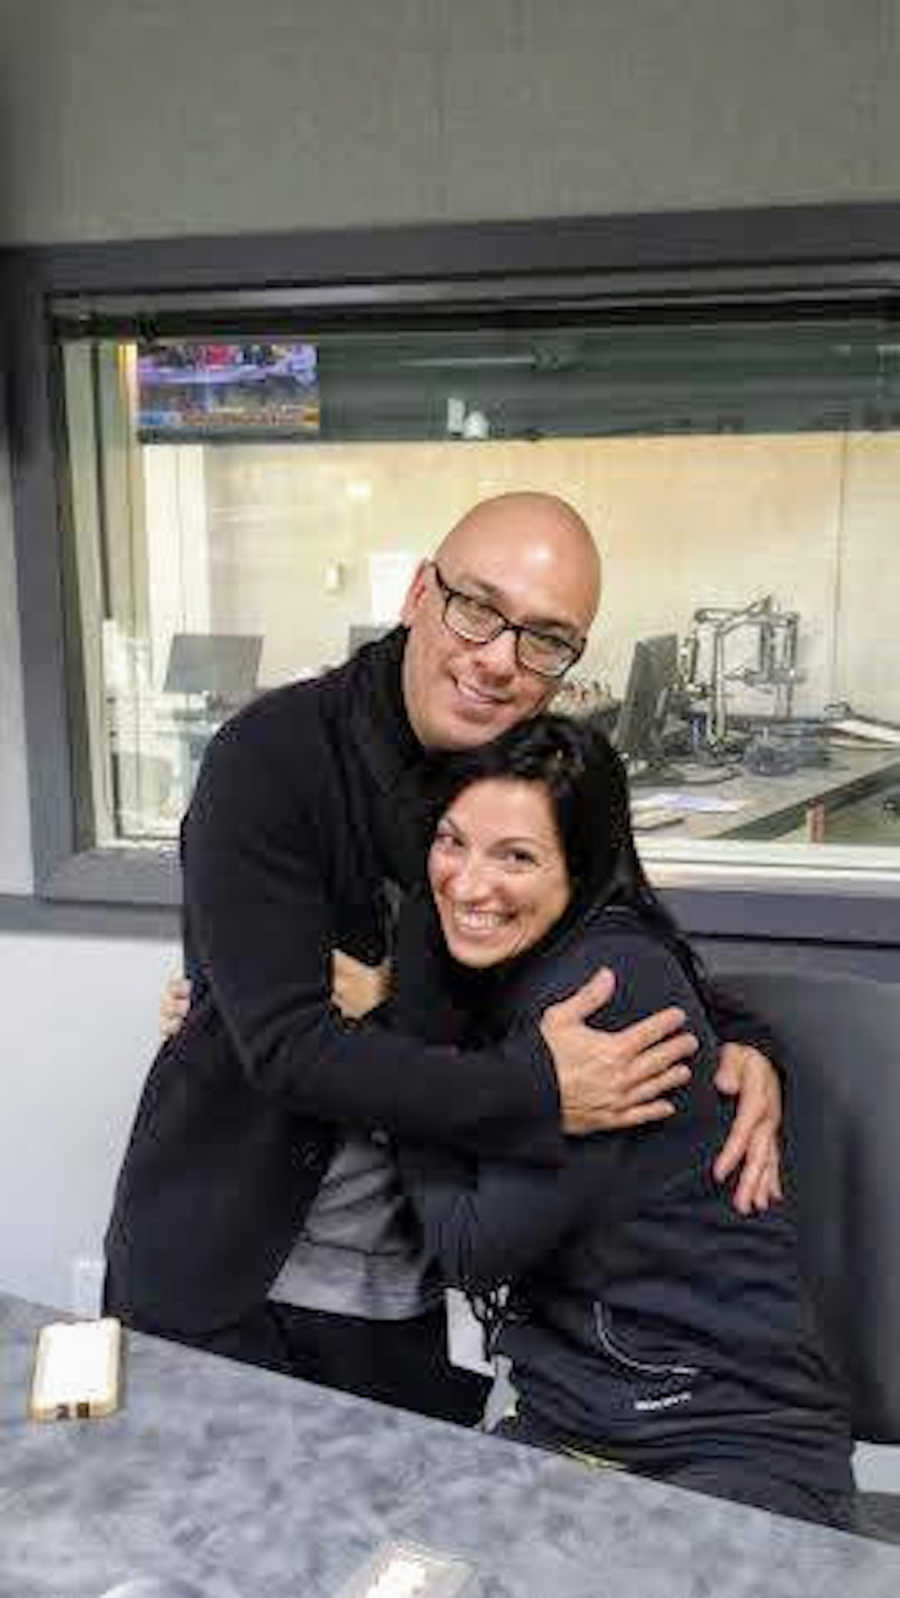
[[665, 884, 900, 945], [698, 938, 900, 984], [0, 893, 179, 940]]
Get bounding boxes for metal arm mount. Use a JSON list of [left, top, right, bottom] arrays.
[[681, 596, 801, 747]]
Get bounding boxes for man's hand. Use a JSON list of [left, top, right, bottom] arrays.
[[159, 974, 192, 1038], [540, 967, 698, 1135], [713, 1043, 783, 1214], [331, 950, 391, 1020]]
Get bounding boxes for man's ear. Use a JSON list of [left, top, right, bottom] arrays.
[[400, 560, 431, 625]]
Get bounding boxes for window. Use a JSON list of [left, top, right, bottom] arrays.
[[9, 210, 900, 923], [57, 308, 900, 883]]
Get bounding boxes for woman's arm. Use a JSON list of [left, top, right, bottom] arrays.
[[402, 922, 725, 1293], [399, 1140, 615, 1295]]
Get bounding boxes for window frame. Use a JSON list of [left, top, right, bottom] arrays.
[[6, 202, 900, 942]]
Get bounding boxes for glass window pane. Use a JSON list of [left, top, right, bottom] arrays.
[[58, 316, 900, 871]]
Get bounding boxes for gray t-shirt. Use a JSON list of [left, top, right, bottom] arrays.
[[269, 1134, 440, 1320]]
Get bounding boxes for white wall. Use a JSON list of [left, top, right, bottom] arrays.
[[0, 929, 178, 1310], [200, 431, 899, 722]]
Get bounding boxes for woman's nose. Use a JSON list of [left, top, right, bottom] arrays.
[[449, 855, 491, 900]]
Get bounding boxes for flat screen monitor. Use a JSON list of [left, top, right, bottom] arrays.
[[614, 634, 679, 769], [163, 633, 263, 704], [137, 341, 319, 442]]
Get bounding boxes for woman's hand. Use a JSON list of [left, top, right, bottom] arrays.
[[712, 1043, 783, 1214], [158, 950, 390, 1040], [159, 974, 192, 1038], [331, 950, 391, 1020]]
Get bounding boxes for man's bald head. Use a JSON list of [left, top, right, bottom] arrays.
[[436, 493, 601, 631], [401, 492, 602, 750]]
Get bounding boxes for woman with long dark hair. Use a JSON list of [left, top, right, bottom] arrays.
[[394, 713, 854, 1528]]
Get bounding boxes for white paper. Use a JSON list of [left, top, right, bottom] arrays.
[[631, 790, 746, 814]]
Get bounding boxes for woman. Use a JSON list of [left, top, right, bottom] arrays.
[[392, 713, 854, 1529]]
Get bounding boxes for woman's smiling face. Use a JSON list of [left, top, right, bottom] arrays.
[[428, 778, 572, 969]]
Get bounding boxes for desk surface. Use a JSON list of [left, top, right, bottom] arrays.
[[3, 1296, 900, 1598], [634, 746, 900, 842]]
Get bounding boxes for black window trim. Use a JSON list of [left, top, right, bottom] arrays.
[[5, 200, 900, 944]]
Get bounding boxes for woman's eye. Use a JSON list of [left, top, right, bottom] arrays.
[[503, 848, 536, 867], [434, 829, 460, 850]]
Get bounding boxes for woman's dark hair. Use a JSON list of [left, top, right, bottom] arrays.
[[421, 714, 719, 1351], [424, 713, 711, 1003]]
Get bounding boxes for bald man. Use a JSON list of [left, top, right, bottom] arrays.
[[106, 493, 780, 1419]]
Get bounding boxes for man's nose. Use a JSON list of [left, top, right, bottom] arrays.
[[473, 626, 518, 678]]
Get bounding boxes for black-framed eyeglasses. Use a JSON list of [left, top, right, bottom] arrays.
[[432, 563, 584, 679]]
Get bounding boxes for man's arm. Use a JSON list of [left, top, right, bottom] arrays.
[[182, 726, 555, 1157], [538, 924, 782, 1215], [400, 941, 724, 1292], [181, 717, 695, 1160], [548, 972, 783, 1213]]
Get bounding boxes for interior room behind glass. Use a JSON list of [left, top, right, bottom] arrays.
[[58, 312, 900, 868]]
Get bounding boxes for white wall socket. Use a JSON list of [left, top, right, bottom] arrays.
[[70, 1256, 106, 1318]]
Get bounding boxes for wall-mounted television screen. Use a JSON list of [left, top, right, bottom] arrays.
[[137, 341, 319, 441]]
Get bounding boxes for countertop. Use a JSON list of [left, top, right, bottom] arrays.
[[3, 1293, 900, 1598]]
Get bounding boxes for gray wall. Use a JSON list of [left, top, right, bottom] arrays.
[[2, 0, 899, 246]]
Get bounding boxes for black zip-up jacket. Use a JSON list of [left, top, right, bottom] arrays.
[[400, 902, 851, 1489], [105, 628, 779, 1340]]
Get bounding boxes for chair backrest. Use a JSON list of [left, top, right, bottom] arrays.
[[720, 970, 900, 1443]]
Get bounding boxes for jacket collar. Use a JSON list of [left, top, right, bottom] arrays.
[[349, 625, 423, 796], [348, 626, 434, 889], [476, 900, 640, 1032]]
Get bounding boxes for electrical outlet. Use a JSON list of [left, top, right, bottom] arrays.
[[70, 1256, 105, 1318]]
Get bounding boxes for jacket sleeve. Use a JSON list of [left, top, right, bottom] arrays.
[[401, 926, 727, 1293], [399, 1140, 620, 1295], [704, 979, 783, 1075], [181, 712, 562, 1163]]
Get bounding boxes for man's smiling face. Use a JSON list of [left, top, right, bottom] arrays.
[[400, 493, 599, 752]]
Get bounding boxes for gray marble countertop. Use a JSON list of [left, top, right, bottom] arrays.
[[3, 1293, 900, 1598]]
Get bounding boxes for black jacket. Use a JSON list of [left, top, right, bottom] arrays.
[[105, 628, 778, 1340], [401, 902, 850, 1484], [105, 630, 559, 1336]]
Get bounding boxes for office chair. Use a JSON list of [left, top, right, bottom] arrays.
[[719, 969, 900, 1538]]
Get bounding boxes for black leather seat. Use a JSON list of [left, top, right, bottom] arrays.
[[721, 970, 900, 1540]]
